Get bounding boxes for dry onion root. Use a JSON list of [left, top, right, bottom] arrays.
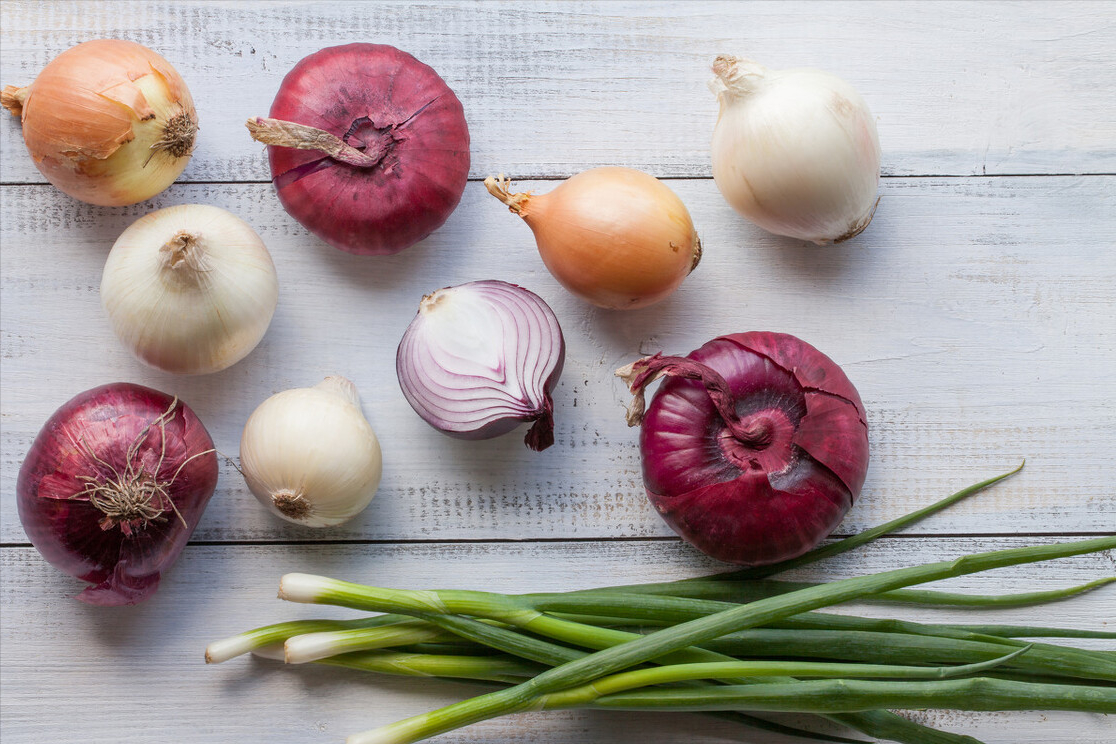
[[2, 39, 197, 206]]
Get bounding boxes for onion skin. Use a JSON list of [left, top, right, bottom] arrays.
[[485, 168, 701, 310], [619, 332, 869, 565], [254, 44, 470, 255], [16, 384, 217, 605], [397, 280, 565, 451], [2, 39, 196, 206]]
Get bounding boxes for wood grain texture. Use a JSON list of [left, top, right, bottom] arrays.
[[2, 3, 1115, 744], [1, 1, 1115, 182], [1, 538, 1113, 744], [3, 177, 1114, 542]]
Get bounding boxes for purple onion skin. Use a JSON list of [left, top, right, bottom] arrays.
[[267, 44, 470, 255], [637, 332, 869, 566], [16, 384, 218, 605]]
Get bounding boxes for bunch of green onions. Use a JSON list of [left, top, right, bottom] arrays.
[[206, 465, 1116, 744]]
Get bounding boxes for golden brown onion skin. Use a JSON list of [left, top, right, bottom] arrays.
[[517, 168, 701, 310], [2, 39, 196, 206]]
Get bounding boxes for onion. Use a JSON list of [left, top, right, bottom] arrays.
[[247, 43, 470, 255], [100, 204, 279, 375], [396, 280, 565, 451], [709, 55, 881, 244], [16, 383, 218, 605], [2, 39, 197, 206], [484, 168, 701, 310], [618, 332, 870, 565], [240, 376, 383, 528]]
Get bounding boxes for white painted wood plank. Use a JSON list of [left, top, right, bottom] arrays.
[[1, 538, 1112, 744], [3, 177, 1114, 542], [2, 1, 1114, 182]]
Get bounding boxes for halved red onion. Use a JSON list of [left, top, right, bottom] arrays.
[[396, 280, 565, 451]]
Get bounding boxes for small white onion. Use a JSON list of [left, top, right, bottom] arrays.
[[396, 280, 565, 451], [239, 376, 383, 528], [100, 204, 279, 374], [709, 55, 881, 244]]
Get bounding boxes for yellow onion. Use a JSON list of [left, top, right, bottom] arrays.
[[2, 39, 197, 206], [485, 167, 701, 310]]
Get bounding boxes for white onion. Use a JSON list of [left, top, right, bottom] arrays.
[[100, 204, 278, 375], [396, 280, 565, 451], [239, 376, 383, 528], [709, 55, 881, 244]]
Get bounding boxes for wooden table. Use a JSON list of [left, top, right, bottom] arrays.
[[2, 2, 1113, 742]]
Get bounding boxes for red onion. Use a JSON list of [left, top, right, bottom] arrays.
[[618, 332, 869, 565], [247, 43, 470, 255], [396, 280, 565, 451], [16, 383, 218, 605]]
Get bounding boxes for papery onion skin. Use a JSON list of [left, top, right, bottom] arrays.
[[485, 168, 701, 310], [16, 383, 218, 605], [619, 332, 869, 566], [252, 43, 470, 255], [2, 39, 197, 206], [710, 55, 880, 245], [397, 280, 565, 451]]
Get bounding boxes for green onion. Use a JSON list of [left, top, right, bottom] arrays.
[[204, 616, 407, 664], [581, 676, 1116, 714], [619, 575, 1116, 608], [700, 628, 1115, 682], [284, 621, 455, 665], [208, 468, 1113, 744], [253, 645, 543, 684], [335, 536, 1114, 744]]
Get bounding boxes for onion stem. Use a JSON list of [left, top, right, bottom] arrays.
[[612, 575, 1116, 608], [245, 117, 389, 168], [284, 622, 457, 665], [700, 628, 1116, 683], [540, 651, 1030, 703], [258, 647, 543, 684], [580, 677, 1116, 714]]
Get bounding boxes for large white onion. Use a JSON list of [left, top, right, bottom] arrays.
[[101, 204, 279, 375], [709, 55, 881, 244]]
